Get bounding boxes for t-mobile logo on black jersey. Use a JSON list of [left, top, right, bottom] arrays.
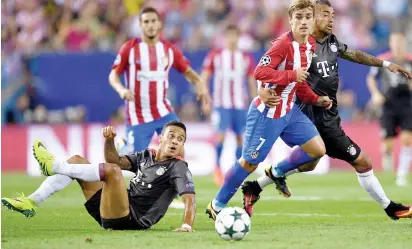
[[317, 61, 337, 78]]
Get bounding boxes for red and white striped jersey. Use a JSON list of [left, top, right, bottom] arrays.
[[112, 38, 189, 125], [254, 31, 319, 119], [202, 49, 255, 109]]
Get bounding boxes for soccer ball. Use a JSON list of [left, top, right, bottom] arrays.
[[215, 207, 251, 241]]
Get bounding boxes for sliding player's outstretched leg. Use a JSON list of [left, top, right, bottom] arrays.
[[1, 194, 37, 218]]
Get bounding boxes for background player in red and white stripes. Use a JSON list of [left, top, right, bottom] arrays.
[[109, 7, 210, 209], [201, 25, 258, 185], [109, 7, 210, 153]]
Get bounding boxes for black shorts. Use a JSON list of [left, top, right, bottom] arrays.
[[84, 189, 145, 230], [380, 107, 412, 138], [316, 118, 361, 163]]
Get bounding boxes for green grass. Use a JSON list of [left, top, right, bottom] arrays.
[[2, 172, 411, 249]]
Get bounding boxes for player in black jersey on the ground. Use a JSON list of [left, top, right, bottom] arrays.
[[241, 0, 412, 220], [367, 32, 412, 186], [2, 121, 196, 231]]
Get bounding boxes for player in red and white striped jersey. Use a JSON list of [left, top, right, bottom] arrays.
[[201, 25, 258, 186], [207, 0, 333, 218], [109, 7, 210, 210], [109, 7, 211, 153]]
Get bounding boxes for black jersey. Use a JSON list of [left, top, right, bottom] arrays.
[[299, 34, 347, 127], [368, 52, 412, 111], [125, 149, 195, 228]]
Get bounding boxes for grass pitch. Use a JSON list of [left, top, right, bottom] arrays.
[[1, 172, 411, 249]]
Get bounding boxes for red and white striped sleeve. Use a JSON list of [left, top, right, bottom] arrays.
[[245, 52, 255, 77], [254, 38, 297, 85], [201, 50, 216, 73], [296, 82, 319, 105], [170, 44, 190, 73], [112, 40, 132, 74]]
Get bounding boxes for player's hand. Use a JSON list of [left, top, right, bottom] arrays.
[[296, 68, 310, 83], [119, 88, 134, 101], [258, 87, 281, 108], [316, 96, 333, 109], [388, 63, 412, 79], [371, 92, 385, 106], [196, 83, 212, 115], [102, 126, 117, 139], [173, 227, 193, 232]]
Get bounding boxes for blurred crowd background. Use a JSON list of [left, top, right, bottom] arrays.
[[2, 0, 411, 124]]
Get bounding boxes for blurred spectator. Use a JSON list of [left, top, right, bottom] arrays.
[[337, 90, 358, 121], [1, 0, 411, 124], [1, 52, 37, 124], [54, 0, 110, 51]]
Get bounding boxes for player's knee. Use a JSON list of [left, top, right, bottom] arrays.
[[67, 155, 89, 164], [103, 164, 123, 180], [238, 157, 258, 173], [383, 139, 394, 153], [308, 144, 326, 159], [235, 136, 243, 146], [216, 134, 225, 144], [352, 152, 372, 171], [400, 132, 412, 147]]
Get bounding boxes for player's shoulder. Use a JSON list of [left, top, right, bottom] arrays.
[[122, 38, 140, 48], [240, 50, 253, 58], [308, 35, 316, 47], [160, 38, 180, 51], [136, 148, 156, 160], [268, 31, 292, 52], [208, 48, 223, 56]]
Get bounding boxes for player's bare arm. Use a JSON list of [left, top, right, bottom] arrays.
[[257, 87, 282, 108], [102, 126, 132, 170], [366, 73, 385, 105], [184, 67, 212, 114], [340, 49, 412, 79], [248, 76, 258, 100], [173, 193, 196, 232], [108, 70, 134, 101]]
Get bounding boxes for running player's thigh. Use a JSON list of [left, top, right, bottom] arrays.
[[231, 109, 247, 136], [99, 164, 130, 219], [127, 123, 155, 151], [211, 108, 231, 134], [154, 112, 180, 135], [66, 155, 103, 201], [322, 132, 361, 163], [380, 109, 398, 139], [281, 107, 320, 148], [243, 105, 285, 165]]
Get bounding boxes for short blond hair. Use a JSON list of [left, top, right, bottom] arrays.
[[288, 0, 315, 18]]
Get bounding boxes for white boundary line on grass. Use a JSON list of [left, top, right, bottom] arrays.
[[166, 212, 384, 218], [195, 196, 378, 202]]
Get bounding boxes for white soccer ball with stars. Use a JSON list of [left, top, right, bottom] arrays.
[[215, 207, 251, 241]]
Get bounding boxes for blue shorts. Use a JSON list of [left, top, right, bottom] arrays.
[[243, 104, 319, 165], [126, 112, 179, 151], [211, 108, 247, 135]]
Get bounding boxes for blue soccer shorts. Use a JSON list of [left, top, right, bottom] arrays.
[[242, 104, 319, 165], [126, 112, 180, 152], [211, 107, 247, 135]]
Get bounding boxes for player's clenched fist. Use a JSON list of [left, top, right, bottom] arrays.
[[296, 68, 310, 83], [102, 126, 117, 139], [119, 88, 134, 101], [316, 96, 333, 109]]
